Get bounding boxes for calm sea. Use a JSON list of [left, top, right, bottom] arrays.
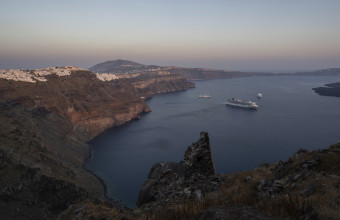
[[85, 76, 340, 208]]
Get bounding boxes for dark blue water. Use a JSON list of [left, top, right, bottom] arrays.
[[85, 76, 340, 208]]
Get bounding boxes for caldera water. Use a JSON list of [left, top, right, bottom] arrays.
[[85, 75, 340, 208]]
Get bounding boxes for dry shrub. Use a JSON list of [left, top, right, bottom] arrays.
[[134, 148, 340, 219], [135, 199, 217, 220], [256, 194, 306, 218]]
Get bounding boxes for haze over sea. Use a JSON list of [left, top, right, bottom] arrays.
[[85, 75, 340, 208]]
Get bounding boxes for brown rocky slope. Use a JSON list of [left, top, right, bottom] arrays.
[[0, 68, 194, 219], [0, 70, 194, 136]]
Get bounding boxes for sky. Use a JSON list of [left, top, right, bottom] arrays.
[[0, 0, 340, 72]]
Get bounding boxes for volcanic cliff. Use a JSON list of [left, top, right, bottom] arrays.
[[0, 66, 194, 219]]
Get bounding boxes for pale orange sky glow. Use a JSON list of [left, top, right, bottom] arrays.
[[1, 0, 339, 72]]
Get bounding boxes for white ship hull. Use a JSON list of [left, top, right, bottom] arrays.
[[198, 95, 211, 98]]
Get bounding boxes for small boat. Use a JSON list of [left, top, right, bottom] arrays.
[[225, 98, 259, 110], [198, 93, 211, 98], [257, 93, 263, 98]]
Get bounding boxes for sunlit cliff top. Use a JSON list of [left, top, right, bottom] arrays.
[[0, 66, 85, 83]]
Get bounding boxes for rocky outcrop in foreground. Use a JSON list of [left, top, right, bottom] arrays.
[[137, 132, 221, 207], [37, 133, 340, 219]]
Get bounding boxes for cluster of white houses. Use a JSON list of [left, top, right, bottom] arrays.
[[0, 66, 85, 83], [95, 73, 118, 81], [0, 66, 119, 83]]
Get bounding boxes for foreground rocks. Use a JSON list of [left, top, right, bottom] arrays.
[[198, 206, 285, 220], [137, 132, 222, 207], [0, 155, 88, 219]]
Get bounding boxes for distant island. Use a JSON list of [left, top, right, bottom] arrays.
[[88, 59, 273, 80], [313, 82, 340, 98], [89, 59, 340, 81]]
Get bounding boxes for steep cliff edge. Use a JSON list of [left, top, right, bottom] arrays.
[[0, 70, 152, 137], [0, 98, 103, 219], [0, 68, 193, 136], [0, 67, 194, 219], [125, 72, 195, 96]]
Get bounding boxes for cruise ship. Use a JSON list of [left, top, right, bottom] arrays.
[[225, 98, 259, 110]]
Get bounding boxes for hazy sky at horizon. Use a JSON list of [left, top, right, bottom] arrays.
[[1, 0, 340, 72]]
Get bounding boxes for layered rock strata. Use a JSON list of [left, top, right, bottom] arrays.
[[127, 72, 195, 96], [0, 67, 194, 219], [137, 132, 222, 207], [0, 98, 103, 219], [0, 70, 151, 136]]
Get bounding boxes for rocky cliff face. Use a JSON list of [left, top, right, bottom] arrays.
[[0, 70, 152, 137], [127, 72, 195, 96], [0, 66, 194, 219], [0, 98, 103, 219], [137, 132, 221, 207], [0, 69, 194, 136]]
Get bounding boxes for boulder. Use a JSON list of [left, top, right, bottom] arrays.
[[137, 132, 220, 207], [183, 131, 216, 176]]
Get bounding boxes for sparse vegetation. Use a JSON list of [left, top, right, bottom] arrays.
[[130, 143, 340, 219]]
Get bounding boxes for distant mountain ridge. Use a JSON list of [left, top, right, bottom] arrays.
[[88, 59, 272, 80], [89, 59, 160, 74], [89, 59, 340, 80], [287, 68, 340, 76]]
